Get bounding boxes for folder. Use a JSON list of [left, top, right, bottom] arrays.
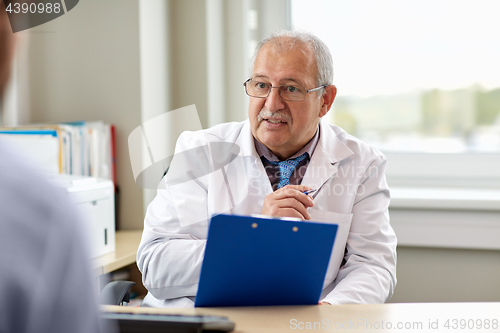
[[195, 214, 338, 307], [0, 129, 60, 173]]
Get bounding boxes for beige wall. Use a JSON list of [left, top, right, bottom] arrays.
[[26, 0, 143, 230], [169, 0, 209, 127], [390, 246, 500, 303]]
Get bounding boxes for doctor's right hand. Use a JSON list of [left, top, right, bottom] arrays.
[[261, 185, 314, 220]]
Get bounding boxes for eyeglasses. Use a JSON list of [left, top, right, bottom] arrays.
[[243, 79, 327, 102]]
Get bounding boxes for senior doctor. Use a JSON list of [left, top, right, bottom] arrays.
[[137, 30, 397, 307]]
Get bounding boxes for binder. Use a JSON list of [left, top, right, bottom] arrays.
[[0, 129, 60, 173], [0, 122, 114, 185], [195, 214, 338, 307]]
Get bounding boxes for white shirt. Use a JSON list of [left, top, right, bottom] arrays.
[[137, 119, 397, 307]]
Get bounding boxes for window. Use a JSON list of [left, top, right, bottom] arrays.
[[291, 0, 500, 154]]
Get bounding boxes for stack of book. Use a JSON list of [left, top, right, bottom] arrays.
[[0, 121, 116, 186]]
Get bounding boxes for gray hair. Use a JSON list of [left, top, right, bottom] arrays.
[[249, 30, 334, 97]]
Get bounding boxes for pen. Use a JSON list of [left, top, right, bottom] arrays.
[[303, 189, 317, 195]]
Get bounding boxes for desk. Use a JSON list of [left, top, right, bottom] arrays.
[[92, 230, 143, 275], [103, 302, 500, 332]]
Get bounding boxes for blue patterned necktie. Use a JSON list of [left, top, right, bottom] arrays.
[[265, 152, 308, 189]]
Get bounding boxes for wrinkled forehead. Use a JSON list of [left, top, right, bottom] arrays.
[[253, 39, 317, 82]]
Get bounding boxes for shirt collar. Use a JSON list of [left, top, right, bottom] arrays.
[[253, 127, 320, 162]]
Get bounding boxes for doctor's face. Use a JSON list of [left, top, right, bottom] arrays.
[[248, 43, 335, 160]]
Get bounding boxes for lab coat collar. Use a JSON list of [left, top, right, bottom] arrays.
[[236, 120, 274, 195], [301, 120, 354, 191], [236, 119, 353, 162], [316, 119, 354, 165], [235, 119, 354, 192], [237, 120, 261, 160]]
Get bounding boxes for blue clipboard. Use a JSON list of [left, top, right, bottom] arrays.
[[195, 214, 338, 307]]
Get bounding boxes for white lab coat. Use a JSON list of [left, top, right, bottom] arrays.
[[137, 119, 397, 307]]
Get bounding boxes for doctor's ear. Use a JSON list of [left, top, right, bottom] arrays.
[[318, 85, 337, 118]]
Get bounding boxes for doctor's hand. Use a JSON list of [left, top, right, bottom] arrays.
[[261, 185, 314, 220]]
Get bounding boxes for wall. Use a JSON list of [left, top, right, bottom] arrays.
[[25, 0, 143, 230], [390, 246, 500, 302], [169, 0, 209, 127]]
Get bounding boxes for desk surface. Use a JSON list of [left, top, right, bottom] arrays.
[[103, 302, 500, 332], [92, 230, 142, 275]]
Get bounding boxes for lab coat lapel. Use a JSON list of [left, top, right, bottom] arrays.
[[236, 120, 261, 160], [235, 120, 273, 194], [232, 120, 354, 198], [301, 120, 354, 191]]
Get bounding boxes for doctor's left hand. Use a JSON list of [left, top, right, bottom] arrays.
[[261, 185, 314, 220]]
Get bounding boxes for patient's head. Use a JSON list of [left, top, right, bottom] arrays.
[[0, 0, 16, 96]]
